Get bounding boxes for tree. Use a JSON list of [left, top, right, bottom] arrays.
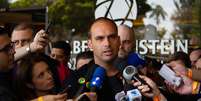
[[10, 0, 94, 40], [172, 0, 200, 39], [136, 0, 151, 17], [9, 0, 151, 40], [10, 0, 46, 8], [149, 5, 167, 25]]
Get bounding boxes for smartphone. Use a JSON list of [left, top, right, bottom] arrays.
[[159, 64, 182, 87], [45, 22, 51, 34]]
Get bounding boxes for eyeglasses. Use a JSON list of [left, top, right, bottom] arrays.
[[13, 39, 31, 47], [0, 42, 15, 53]]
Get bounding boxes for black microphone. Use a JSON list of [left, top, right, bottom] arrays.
[[123, 65, 151, 90]]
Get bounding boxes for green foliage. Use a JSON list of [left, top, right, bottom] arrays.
[[0, 0, 7, 4], [10, 0, 94, 37], [10, 0, 46, 8], [149, 5, 167, 25], [9, 0, 151, 39], [48, 0, 94, 34], [173, 0, 200, 40], [0, 0, 8, 8]]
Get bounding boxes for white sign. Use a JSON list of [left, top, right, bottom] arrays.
[[136, 40, 188, 55], [95, 0, 137, 27]]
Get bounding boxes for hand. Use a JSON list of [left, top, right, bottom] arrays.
[[167, 61, 187, 75], [132, 75, 160, 98], [165, 74, 193, 95], [42, 93, 67, 101], [30, 29, 49, 52], [75, 92, 97, 101]]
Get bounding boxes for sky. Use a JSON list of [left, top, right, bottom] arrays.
[[143, 0, 177, 39], [8, 0, 17, 3]]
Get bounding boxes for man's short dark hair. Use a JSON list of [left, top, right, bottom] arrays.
[[0, 27, 8, 36], [52, 41, 71, 56], [170, 51, 191, 68], [76, 51, 93, 61], [88, 17, 117, 38], [13, 23, 33, 31], [13, 23, 34, 36]]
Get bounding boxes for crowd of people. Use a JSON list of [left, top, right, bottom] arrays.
[[0, 17, 201, 101]]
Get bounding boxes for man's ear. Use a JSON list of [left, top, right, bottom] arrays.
[[88, 40, 93, 51], [26, 83, 34, 89]]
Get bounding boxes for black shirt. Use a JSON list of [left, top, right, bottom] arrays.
[[0, 70, 17, 101], [75, 61, 124, 101]]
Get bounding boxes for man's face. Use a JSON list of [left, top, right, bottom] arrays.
[[88, 21, 120, 64], [11, 29, 33, 49], [118, 26, 134, 58], [190, 50, 201, 67], [0, 35, 15, 71], [50, 48, 68, 63]]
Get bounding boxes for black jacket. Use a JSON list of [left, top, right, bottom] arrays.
[[75, 61, 124, 101], [0, 70, 17, 101]]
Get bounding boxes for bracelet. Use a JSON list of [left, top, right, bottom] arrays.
[[38, 96, 43, 101]]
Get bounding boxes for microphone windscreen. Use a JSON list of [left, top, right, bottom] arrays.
[[115, 91, 127, 101], [123, 65, 137, 81], [90, 66, 106, 90], [127, 53, 146, 68]]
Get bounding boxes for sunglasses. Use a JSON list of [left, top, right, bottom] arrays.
[[0, 42, 15, 53]]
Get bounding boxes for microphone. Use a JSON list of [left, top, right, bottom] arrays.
[[90, 66, 106, 92], [127, 53, 146, 68], [123, 65, 150, 87], [75, 67, 105, 101], [115, 89, 142, 101]]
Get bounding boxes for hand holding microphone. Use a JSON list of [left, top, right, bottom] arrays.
[[132, 75, 167, 101], [123, 65, 154, 97], [123, 65, 149, 86], [132, 75, 158, 98]]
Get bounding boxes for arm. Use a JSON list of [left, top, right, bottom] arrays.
[[167, 61, 201, 94], [133, 75, 167, 101], [30, 93, 67, 101], [14, 30, 49, 61], [190, 69, 201, 81]]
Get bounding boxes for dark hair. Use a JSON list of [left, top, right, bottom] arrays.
[[13, 23, 34, 36], [76, 51, 93, 61], [170, 51, 191, 68], [190, 48, 201, 54], [0, 27, 8, 36], [13, 23, 33, 31], [88, 17, 117, 38], [52, 41, 71, 57], [14, 53, 54, 100]]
